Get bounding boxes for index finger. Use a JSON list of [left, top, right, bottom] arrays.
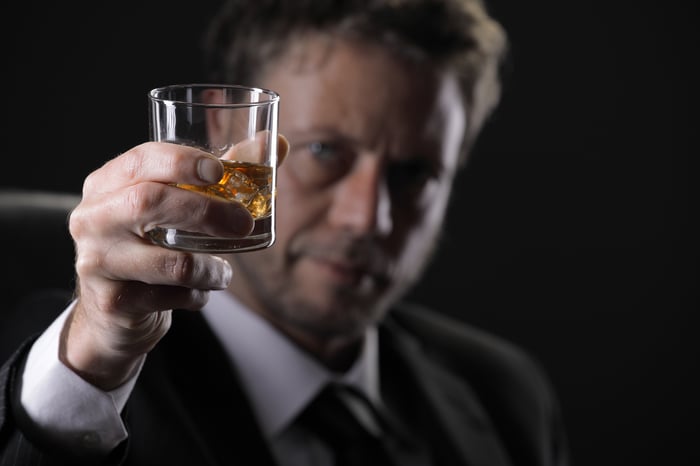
[[83, 141, 224, 197]]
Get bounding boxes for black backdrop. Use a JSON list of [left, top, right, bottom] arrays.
[[2, 1, 696, 465]]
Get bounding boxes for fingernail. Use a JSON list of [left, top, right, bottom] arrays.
[[197, 157, 223, 183], [216, 257, 233, 288]]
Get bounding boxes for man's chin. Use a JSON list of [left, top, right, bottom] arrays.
[[287, 290, 380, 328]]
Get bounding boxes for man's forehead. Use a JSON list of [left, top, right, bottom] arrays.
[[263, 34, 465, 161]]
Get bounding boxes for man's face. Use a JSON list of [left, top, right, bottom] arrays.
[[227, 36, 466, 344]]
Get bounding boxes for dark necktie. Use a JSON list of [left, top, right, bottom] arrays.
[[296, 383, 399, 466]]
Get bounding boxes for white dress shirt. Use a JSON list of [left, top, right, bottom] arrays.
[[19, 290, 381, 465], [204, 290, 381, 466]]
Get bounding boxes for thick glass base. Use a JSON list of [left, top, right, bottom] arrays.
[[147, 217, 273, 253]]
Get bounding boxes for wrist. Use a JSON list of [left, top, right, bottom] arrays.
[[59, 303, 169, 390]]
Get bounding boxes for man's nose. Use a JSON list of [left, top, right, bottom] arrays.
[[326, 155, 392, 236]]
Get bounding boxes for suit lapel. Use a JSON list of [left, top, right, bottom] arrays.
[[147, 310, 278, 466], [380, 319, 513, 466], [138, 307, 513, 466]]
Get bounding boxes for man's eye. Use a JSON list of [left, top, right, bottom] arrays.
[[289, 141, 353, 188], [308, 141, 336, 161], [306, 141, 352, 174]]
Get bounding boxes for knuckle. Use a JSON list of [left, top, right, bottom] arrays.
[[123, 146, 149, 181], [68, 207, 85, 239], [82, 171, 98, 195], [74, 249, 103, 277], [125, 183, 166, 220], [163, 252, 198, 283]]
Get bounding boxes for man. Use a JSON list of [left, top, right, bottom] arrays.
[[0, 0, 569, 465]]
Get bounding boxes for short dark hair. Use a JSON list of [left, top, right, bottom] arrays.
[[203, 0, 508, 159]]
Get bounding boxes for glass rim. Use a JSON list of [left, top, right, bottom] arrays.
[[148, 83, 280, 108]]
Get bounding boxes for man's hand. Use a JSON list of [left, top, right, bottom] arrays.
[[61, 141, 256, 390]]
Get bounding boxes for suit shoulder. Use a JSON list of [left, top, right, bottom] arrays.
[[385, 302, 571, 465], [387, 302, 556, 403]]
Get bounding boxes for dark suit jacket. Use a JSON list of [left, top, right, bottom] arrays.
[[0, 291, 569, 466]]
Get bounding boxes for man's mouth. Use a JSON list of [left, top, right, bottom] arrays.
[[290, 233, 391, 289], [307, 255, 369, 286]]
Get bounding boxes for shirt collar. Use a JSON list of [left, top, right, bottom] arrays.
[[202, 290, 380, 440]]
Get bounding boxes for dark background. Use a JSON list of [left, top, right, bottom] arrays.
[[2, 1, 696, 465]]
